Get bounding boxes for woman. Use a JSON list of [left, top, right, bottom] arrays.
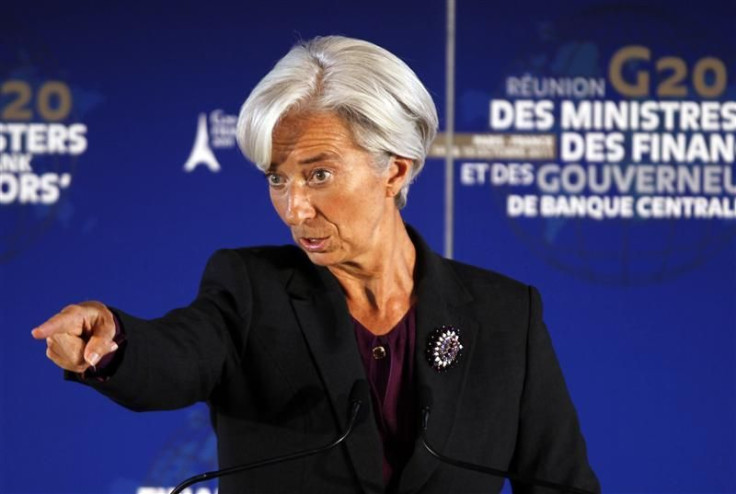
[[32, 36, 599, 493]]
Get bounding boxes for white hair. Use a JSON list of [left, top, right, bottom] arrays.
[[236, 35, 438, 208]]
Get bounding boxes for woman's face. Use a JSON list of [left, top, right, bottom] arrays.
[[267, 111, 404, 268]]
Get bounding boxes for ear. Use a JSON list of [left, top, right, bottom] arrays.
[[385, 156, 413, 198]]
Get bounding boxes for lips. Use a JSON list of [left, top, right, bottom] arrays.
[[298, 236, 329, 252]]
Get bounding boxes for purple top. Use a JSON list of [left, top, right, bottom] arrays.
[[353, 308, 417, 492]]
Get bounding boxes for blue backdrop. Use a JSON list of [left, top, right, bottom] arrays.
[[2, 1, 735, 492]]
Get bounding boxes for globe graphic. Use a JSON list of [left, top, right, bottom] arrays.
[[142, 406, 218, 490], [460, 3, 736, 285]]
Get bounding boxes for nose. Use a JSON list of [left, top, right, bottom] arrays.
[[283, 183, 315, 226]]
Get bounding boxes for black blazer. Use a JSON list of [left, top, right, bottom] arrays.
[[79, 228, 600, 493]]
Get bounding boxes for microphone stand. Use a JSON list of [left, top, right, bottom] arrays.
[[170, 399, 363, 494], [420, 406, 596, 494]]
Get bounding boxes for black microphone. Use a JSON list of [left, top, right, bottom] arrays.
[[419, 387, 596, 494], [170, 380, 370, 494]]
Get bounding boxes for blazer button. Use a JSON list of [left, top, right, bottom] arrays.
[[372, 345, 387, 360]]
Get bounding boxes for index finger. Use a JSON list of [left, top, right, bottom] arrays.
[[31, 311, 82, 340]]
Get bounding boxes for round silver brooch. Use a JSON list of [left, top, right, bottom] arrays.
[[426, 326, 463, 371]]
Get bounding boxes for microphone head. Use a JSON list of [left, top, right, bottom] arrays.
[[350, 379, 370, 404], [418, 385, 433, 411], [348, 379, 370, 422], [418, 385, 433, 431]]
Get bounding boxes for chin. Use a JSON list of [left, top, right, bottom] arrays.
[[302, 249, 339, 267]]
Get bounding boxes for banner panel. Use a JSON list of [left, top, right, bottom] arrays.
[[2, 1, 734, 492]]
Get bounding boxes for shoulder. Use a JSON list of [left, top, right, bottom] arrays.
[[202, 244, 312, 279], [231, 244, 308, 266], [442, 255, 531, 297], [407, 223, 533, 304], [434, 255, 541, 324], [209, 244, 306, 266], [193, 245, 316, 315]]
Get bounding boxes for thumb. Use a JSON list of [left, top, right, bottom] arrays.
[[84, 336, 119, 367], [72, 301, 116, 366]]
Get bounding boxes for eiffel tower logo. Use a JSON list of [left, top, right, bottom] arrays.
[[183, 113, 221, 172]]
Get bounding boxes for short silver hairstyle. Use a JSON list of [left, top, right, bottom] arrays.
[[236, 35, 438, 208]]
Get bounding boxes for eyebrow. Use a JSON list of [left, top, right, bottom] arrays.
[[298, 152, 338, 165], [268, 152, 339, 171]]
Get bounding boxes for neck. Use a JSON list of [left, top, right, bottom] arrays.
[[327, 214, 416, 333]]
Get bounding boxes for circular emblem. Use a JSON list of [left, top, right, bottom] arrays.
[[426, 326, 463, 371]]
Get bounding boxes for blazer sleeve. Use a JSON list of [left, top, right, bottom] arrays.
[[509, 286, 601, 493], [67, 249, 251, 411]]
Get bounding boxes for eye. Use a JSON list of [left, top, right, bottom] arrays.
[[309, 168, 333, 185], [266, 173, 285, 188]]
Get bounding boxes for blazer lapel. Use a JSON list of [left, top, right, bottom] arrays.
[[398, 229, 478, 494], [287, 262, 384, 494]]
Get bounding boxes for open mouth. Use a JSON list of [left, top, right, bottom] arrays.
[[299, 237, 328, 252]]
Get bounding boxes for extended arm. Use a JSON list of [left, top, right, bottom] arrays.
[[33, 249, 251, 411]]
